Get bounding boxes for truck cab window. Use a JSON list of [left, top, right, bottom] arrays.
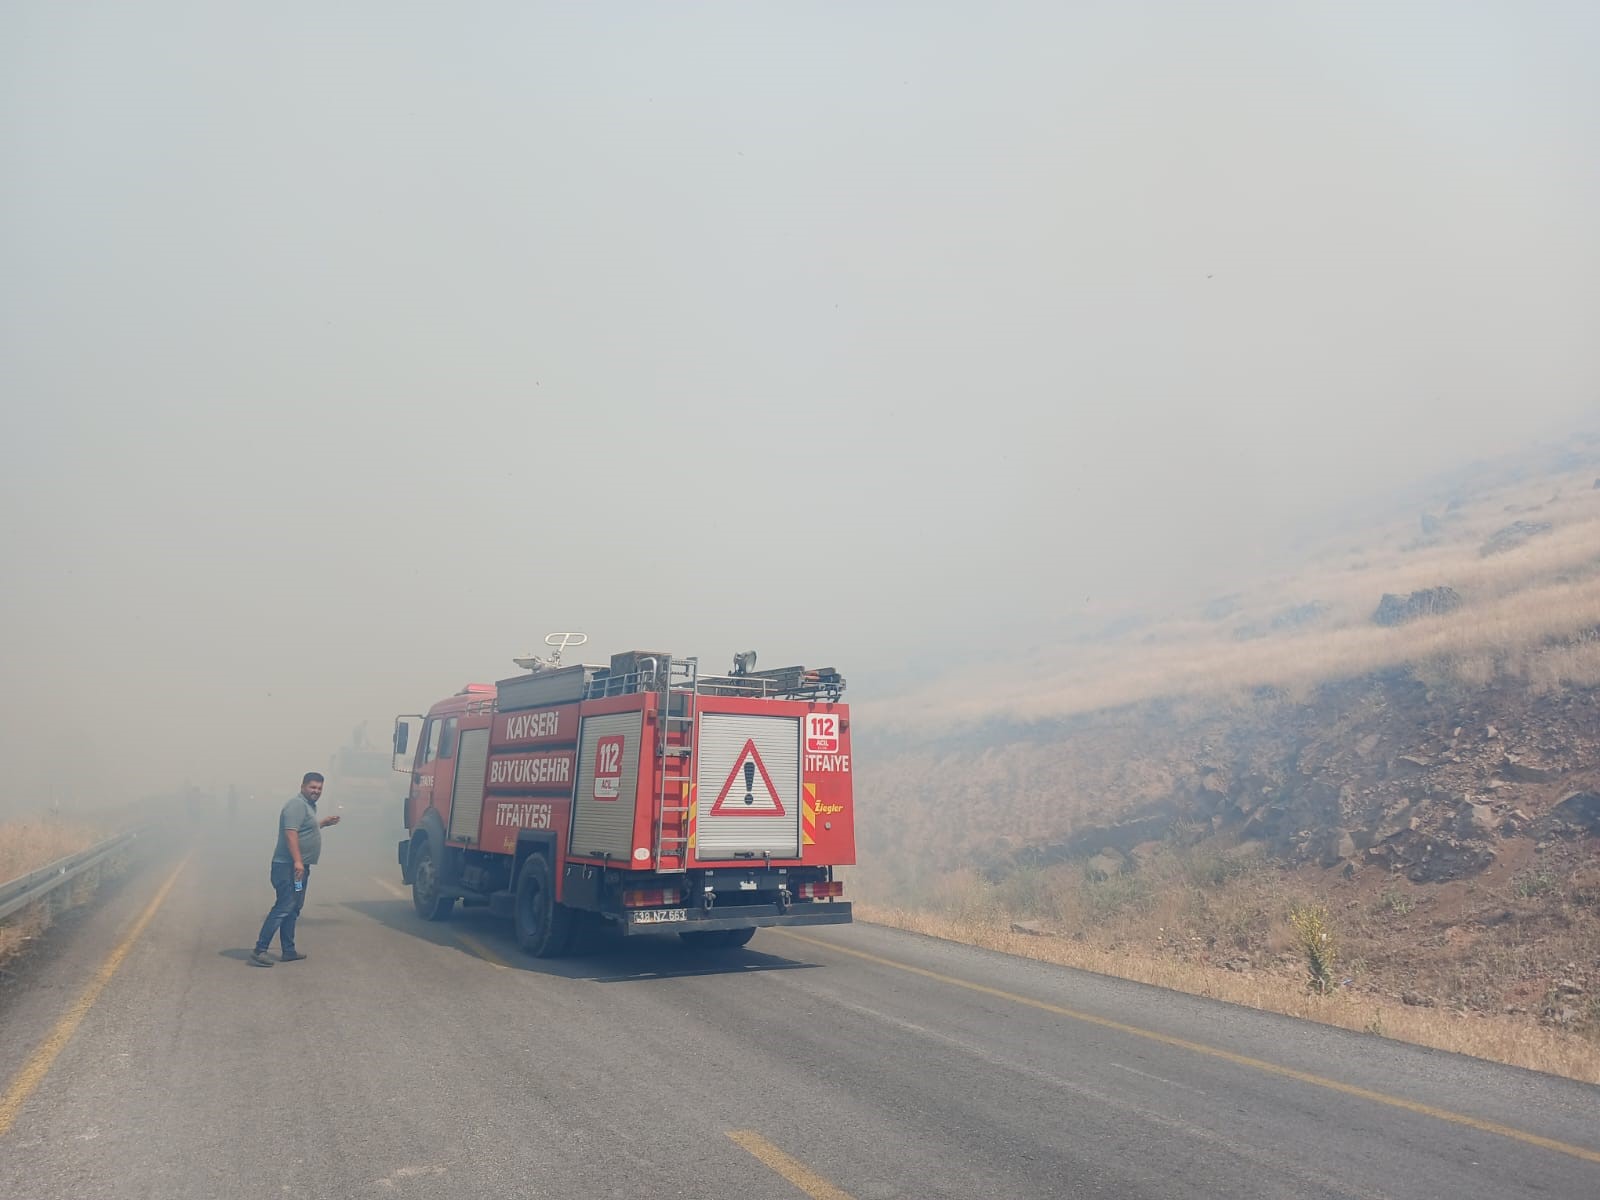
[[438, 716, 459, 759], [420, 719, 442, 765]]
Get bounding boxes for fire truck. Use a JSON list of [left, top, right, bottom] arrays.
[[327, 723, 406, 816], [394, 638, 854, 956]]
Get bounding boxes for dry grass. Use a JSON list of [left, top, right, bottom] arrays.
[[848, 831, 1600, 1085], [855, 903, 1600, 1085], [0, 819, 108, 967], [0, 820, 104, 885], [0, 906, 52, 969], [878, 476, 1600, 732]]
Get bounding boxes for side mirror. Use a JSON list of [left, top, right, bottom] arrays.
[[392, 714, 425, 773]]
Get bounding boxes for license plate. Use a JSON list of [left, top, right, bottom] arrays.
[[633, 908, 686, 924]]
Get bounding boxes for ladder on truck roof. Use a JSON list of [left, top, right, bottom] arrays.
[[653, 657, 699, 873]]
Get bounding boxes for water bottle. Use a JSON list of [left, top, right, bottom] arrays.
[[294, 875, 304, 893]]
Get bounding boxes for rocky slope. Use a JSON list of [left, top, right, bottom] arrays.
[[856, 670, 1600, 1027]]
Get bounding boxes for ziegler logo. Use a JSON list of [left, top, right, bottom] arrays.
[[814, 802, 844, 815], [494, 802, 554, 829]]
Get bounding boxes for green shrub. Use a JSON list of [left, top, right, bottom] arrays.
[[1378, 889, 1414, 916], [1513, 870, 1559, 900], [1288, 903, 1339, 995], [1181, 845, 1255, 889], [1080, 870, 1153, 920], [996, 867, 1054, 920]]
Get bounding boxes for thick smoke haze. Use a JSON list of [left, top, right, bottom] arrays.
[[2, 3, 1596, 809]]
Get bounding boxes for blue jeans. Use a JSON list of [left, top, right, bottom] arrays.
[[255, 861, 309, 954]]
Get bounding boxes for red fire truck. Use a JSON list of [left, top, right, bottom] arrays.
[[394, 641, 854, 956]]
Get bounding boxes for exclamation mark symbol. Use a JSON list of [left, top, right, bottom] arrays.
[[743, 760, 756, 805]]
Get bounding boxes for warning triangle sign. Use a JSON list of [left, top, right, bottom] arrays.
[[709, 739, 787, 817]]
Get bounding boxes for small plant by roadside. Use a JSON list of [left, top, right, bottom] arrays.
[[1080, 869, 1152, 921], [1513, 869, 1560, 900], [996, 867, 1055, 920], [1287, 903, 1339, 995], [1179, 844, 1256, 889], [1377, 889, 1414, 916]]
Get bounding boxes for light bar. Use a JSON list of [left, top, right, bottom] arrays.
[[797, 881, 844, 900], [623, 886, 683, 909]]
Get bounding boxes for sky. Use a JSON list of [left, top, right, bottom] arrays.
[[2, 2, 1597, 808]]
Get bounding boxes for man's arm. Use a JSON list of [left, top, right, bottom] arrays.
[[286, 828, 304, 881], [319, 813, 341, 829]]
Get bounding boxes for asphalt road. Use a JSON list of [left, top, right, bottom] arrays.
[[2, 817, 1597, 1199]]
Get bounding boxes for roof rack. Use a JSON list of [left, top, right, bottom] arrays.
[[575, 655, 845, 704], [697, 666, 845, 703]]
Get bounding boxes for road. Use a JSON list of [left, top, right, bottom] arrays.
[[1, 818, 1597, 1199]]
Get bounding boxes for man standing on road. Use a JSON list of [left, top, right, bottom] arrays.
[[249, 772, 340, 967]]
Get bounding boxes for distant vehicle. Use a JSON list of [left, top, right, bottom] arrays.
[[327, 723, 407, 816], [394, 638, 855, 956]]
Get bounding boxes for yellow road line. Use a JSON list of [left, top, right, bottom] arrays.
[[0, 855, 191, 1136], [774, 930, 1600, 1166], [453, 931, 510, 971], [372, 877, 508, 970], [727, 1130, 856, 1200]]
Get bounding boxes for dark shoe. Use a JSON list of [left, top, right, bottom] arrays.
[[280, 950, 307, 962], [248, 950, 274, 967]]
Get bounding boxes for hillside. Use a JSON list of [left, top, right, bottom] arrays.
[[852, 436, 1600, 1068]]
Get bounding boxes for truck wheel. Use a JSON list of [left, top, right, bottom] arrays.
[[679, 927, 757, 949], [514, 854, 574, 958], [410, 840, 455, 921]]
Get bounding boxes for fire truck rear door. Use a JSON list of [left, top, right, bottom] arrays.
[[694, 713, 801, 860]]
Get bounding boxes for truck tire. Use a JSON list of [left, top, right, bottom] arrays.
[[513, 854, 575, 958], [410, 839, 455, 922], [679, 927, 757, 949]]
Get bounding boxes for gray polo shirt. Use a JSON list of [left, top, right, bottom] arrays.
[[272, 792, 323, 865]]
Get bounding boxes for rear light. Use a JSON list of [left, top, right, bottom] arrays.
[[796, 881, 844, 900], [623, 886, 683, 908]]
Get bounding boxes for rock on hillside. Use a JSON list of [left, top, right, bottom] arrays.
[[1480, 520, 1554, 556], [1372, 587, 1462, 626], [858, 673, 1600, 889], [1180, 676, 1595, 884]]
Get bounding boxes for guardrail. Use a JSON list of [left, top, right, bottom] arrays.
[[0, 829, 142, 923]]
